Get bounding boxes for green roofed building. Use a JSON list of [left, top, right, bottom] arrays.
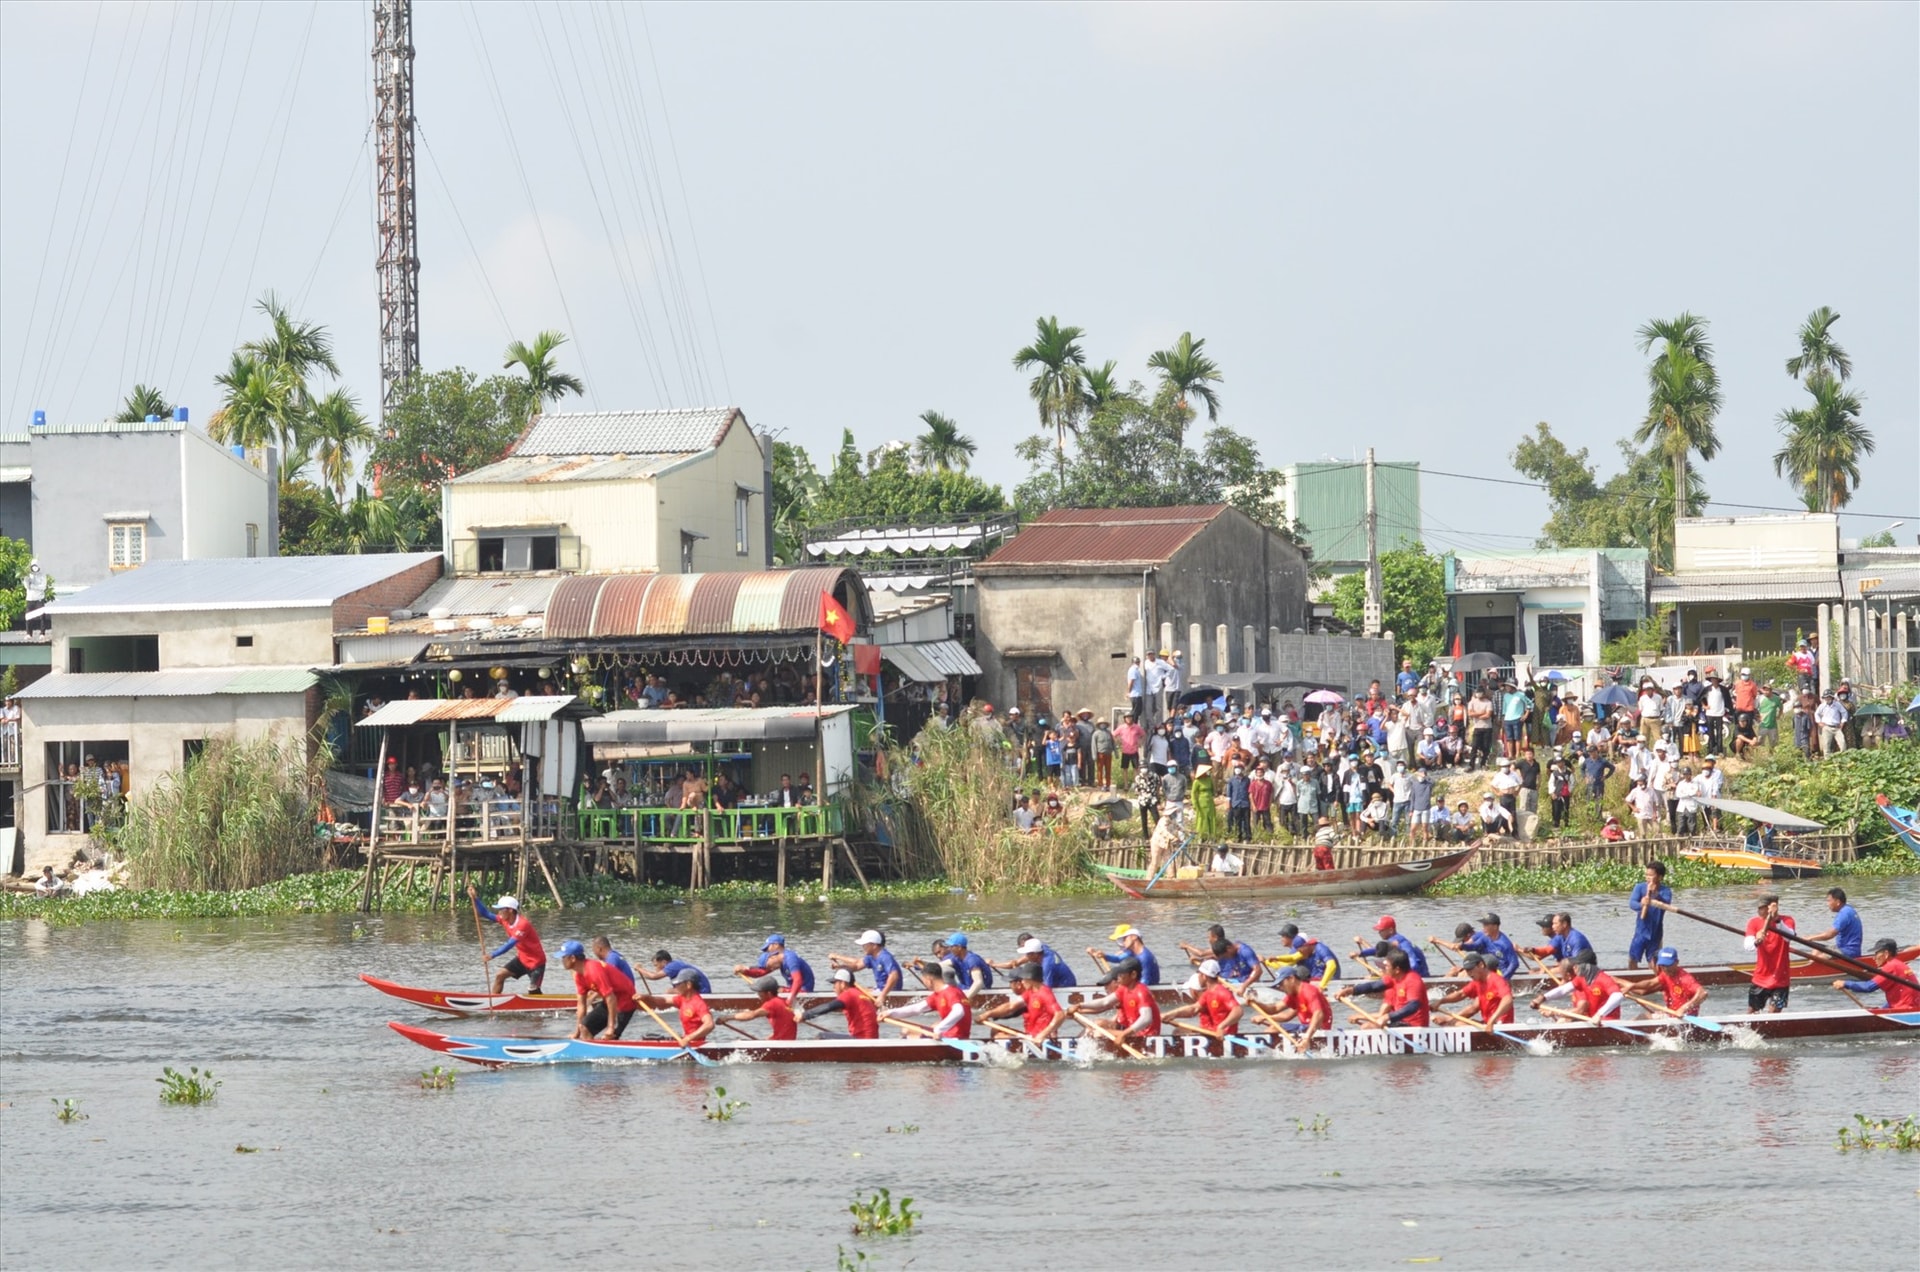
[[1273, 461, 1422, 574]]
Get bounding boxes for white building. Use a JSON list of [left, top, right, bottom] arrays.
[[1446, 548, 1650, 667]]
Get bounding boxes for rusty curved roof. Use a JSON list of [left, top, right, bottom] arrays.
[[544, 568, 868, 640], [978, 506, 1228, 570]]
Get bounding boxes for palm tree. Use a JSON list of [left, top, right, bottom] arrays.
[[323, 484, 402, 555], [1011, 316, 1087, 496], [1774, 375, 1871, 512], [115, 384, 173, 423], [1081, 361, 1136, 414], [1146, 332, 1223, 449], [1636, 312, 1717, 379], [504, 330, 584, 417], [913, 410, 976, 473], [1785, 306, 1851, 386], [1633, 315, 1722, 569], [207, 353, 295, 453], [307, 389, 375, 499], [244, 292, 339, 405]]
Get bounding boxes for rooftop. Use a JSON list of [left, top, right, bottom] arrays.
[[977, 506, 1229, 570], [446, 452, 701, 486], [511, 407, 743, 457], [43, 553, 442, 614], [16, 666, 318, 700]]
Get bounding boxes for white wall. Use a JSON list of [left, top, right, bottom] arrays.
[[653, 422, 770, 572], [180, 429, 272, 560], [54, 606, 336, 670]]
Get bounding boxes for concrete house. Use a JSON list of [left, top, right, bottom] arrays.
[[972, 506, 1310, 721], [1446, 548, 1651, 666], [0, 412, 275, 597], [12, 553, 441, 874], [441, 407, 773, 577]]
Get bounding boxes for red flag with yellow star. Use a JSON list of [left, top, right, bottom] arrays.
[[819, 592, 855, 643]]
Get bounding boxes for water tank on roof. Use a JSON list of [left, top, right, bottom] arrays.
[[173, 406, 189, 423], [31, 409, 46, 428], [146, 415, 161, 423], [230, 445, 246, 459]]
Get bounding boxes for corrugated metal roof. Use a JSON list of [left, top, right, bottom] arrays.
[[16, 666, 316, 700], [582, 704, 855, 745], [881, 639, 983, 683], [356, 694, 579, 728], [543, 569, 869, 639], [44, 553, 441, 614], [977, 506, 1228, 570], [1651, 571, 1841, 603], [22, 418, 186, 436], [512, 408, 740, 457], [1844, 567, 1920, 598], [445, 453, 697, 486], [408, 574, 561, 617]]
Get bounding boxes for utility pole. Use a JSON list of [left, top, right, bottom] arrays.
[[1363, 447, 1383, 637], [373, 0, 419, 418]]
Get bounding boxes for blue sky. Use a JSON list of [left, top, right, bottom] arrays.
[[2, 1, 1914, 548]]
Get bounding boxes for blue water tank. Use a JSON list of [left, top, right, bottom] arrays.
[[145, 415, 161, 422], [174, 406, 189, 423], [31, 409, 46, 428], [230, 445, 246, 459]]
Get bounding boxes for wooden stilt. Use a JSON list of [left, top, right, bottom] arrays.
[[822, 839, 834, 891], [532, 844, 565, 909], [838, 838, 869, 890], [776, 840, 787, 893]]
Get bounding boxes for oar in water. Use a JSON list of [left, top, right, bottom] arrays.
[[632, 998, 720, 1067], [470, 896, 492, 994], [1835, 985, 1881, 1014], [1239, 993, 1301, 1052], [1623, 991, 1723, 1033], [1428, 938, 1461, 971], [889, 1015, 989, 1059], [1432, 1006, 1533, 1049], [1536, 1001, 1649, 1038], [1653, 902, 1920, 994], [1068, 1009, 1147, 1059]]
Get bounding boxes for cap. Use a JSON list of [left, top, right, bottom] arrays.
[[832, 968, 853, 983], [1007, 706, 1021, 716], [1454, 923, 1474, 940], [673, 967, 702, 986], [749, 975, 780, 994], [1018, 938, 1045, 955], [1536, 915, 1556, 929], [982, 704, 995, 714], [761, 933, 787, 950], [1198, 958, 1221, 978], [1655, 948, 1679, 966], [858, 930, 884, 946], [1109, 923, 1138, 943], [1372, 916, 1396, 932], [1460, 954, 1486, 971], [493, 895, 520, 912], [557, 939, 586, 960], [1871, 937, 1899, 956], [1097, 956, 1143, 986], [1010, 961, 1042, 981], [1178, 972, 1204, 995], [1478, 913, 1502, 927], [946, 932, 969, 949]]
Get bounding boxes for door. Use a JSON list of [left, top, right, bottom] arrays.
[[1011, 658, 1053, 724]]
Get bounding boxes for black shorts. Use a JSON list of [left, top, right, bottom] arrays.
[[505, 957, 545, 991], [583, 1002, 635, 1038], [1747, 984, 1789, 1012]]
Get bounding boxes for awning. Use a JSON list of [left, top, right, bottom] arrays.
[[1694, 796, 1825, 831], [1651, 572, 1841, 603], [582, 705, 857, 746], [881, 639, 982, 684], [356, 694, 579, 727], [16, 666, 317, 699]]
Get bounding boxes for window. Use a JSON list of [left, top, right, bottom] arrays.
[[44, 740, 130, 835], [681, 532, 697, 573], [235, 635, 254, 648], [528, 535, 558, 571], [183, 739, 207, 765], [735, 488, 752, 556], [246, 523, 260, 557], [108, 522, 146, 569], [477, 537, 505, 572], [1699, 620, 1743, 655], [1536, 614, 1584, 668], [67, 635, 158, 673]]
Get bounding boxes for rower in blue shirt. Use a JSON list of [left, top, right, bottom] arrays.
[[1356, 915, 1429, 977], [1626, 863, 1673, 969], [943, 933, 995, 996], [592, 936, 637, 986], [1275, 923, 1341, 986], [1180, 923, 1260, 989], [648, 948, 712, 994], [1089, 924, 1161, 984], [830, 930, 904, 1001], [1803, 887, 1864, 958], [1531, 912, 1594, 966], [994, 933, 1078, 988], [1464, 913, 1521, 978], [733, 933, 814, 993]]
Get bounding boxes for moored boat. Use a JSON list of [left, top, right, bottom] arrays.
[[1100, 847, 1476, 900], [1677, 845, 1823, 880], [1876, 794, 1920, 857]]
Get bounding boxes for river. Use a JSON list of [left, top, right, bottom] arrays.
[[2, 876, 1916, 1269]]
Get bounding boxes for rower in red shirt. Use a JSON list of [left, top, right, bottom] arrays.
[[1623, 947, 1709, 1019], [727, 975, 801, 1041], [1532, 956, 1624, 1021], [665, 967, 718, 1045], [557, 939, 636, 1041], [879, 961, 973, 1039], [1081, 956, 1161, 1044], [1743, 893, 1796, 1014], [976, 962, 1067, 1044], [799, 968, 882, 1038], [1262, 967, 1332, 1051], [468, 885, 546, 994], [1163, 959, 1244, 1037], [1833, 938, 1920, 1014], [1433, 954, 1515, 1027], [1337, 949, 1430, 1028]]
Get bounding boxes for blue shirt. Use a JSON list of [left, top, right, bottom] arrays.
[[862, 949, 905, 993], [1108, 946, 1162, 984], [1378, 932, 1430, 977], [659, 959, 711, 994], [1463, 932, 1521, 978], [1397, 670, 1420, 695], [1549, 929, 1595, 964], [1038, 946, 1078, 988], [1216, 941, 1260, 984], [1627, 883, 1672, 943], [950, 949, 994, 990], [1290, 935, 1340, 982], [1830, 905, 1863, 957], [762, 949, 814, 993], [603, 948, 638, 986]]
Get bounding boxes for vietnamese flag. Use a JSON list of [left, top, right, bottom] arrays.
[[819, 592, 855, 643]]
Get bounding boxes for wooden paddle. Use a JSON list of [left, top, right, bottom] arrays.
[[1428, 938, 1461, 970], [1068, 1009, 1147, 1059], [471, 900, 492, 994], [1241, 996, 1300, 1052], [1169, 1019, 1226, 1042], [1653, 901, 1920, 993], [1624, 991, 1723, 1033], [1433, 1006, 1531, 1048], [1835, 985, 1880, 1014], [1536, 1001, 1648, 1037], [1338, 997, 1387, 1028], [632, 997, 719, 1067]]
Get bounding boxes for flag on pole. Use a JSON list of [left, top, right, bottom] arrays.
[[819, 592, 855, 643]]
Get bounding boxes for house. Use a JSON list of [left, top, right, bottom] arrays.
[[1445, 548, 1650, 667], [0, 411, 275, 597], [1272, 460, 1421, 575], [972, 505, 1311, 721], [11, 553, 442, 874], [440, 407, 772, 577]]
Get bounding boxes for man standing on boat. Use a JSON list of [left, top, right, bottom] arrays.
[[1625, 863, 1672, 970], [801, 968, 882, 1038], [1623, 948, 1709, 1019], [1743, 894, 1797, 1013], [1833, 939, 1920, 1013], [1089, 924, 1162, 984], [468, 887, 547, 995], [976, 962, 1068, 1044], [830, 930, 904, 1004], [1802, 888, 1864, 958], [1433, 953, 1515, 1028], [557, 940, 637, 1041], [1355, 916, 1430, 977], [736, 934, 816, 995]]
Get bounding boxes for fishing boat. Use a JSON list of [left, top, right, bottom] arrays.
[[1684, 796, 1828, 878], [390, 1007, 1920, 1068], [1677, 844, 1824, 880], [1100, 847, 1476, 900], [1876, 794, 1920, 857]]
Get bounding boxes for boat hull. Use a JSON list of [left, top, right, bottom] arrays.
[[1102, 848, 1476, 899], [1878, 798, 1920, 858], [1678, 847, 1823, 879]]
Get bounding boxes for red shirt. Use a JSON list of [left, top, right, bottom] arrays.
[[836, 985, 880, 1039], [1471, 972, 1515, 1024], [1114, 980, 1160, 1036], [1384, 971, 1429, 1027], [1016, 983, 1062, 1039], [1286, 981, 1331, 1029], [928, 983, 972, 1039], [1312, 843, 1336, 871], [496, 913, 546, 970], [675, 990, 713, 1038], [1746, 914, 1796, 989], [1657, 967, 1704, 1011], [1732, 681, 1758, 711], [1868, 958, 1920, 1013], [1571, 970, 1622, 1019], [573, 959, 636, 1013], [1248, 778, 1273, 812], [1197, 983, 1240, 1035], [761, 997, 800, 1041]]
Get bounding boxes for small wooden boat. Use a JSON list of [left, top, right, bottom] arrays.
[[1876, 794, 1920, 857], [1100, 848, 1476, 900], [390, 1007, 1920, 1067], [1677, 845, 1823, 880]]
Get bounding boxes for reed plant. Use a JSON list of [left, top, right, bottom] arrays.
[[117, 736, 322, 892]]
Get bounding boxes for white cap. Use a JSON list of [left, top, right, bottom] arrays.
[[1018, 938, 1044, 955], [1199, 958, 1222, 978], [493, 895, 519, 911], [832, 967, 853, 982], [1179, 973, 1204, 995], [858, 929, 883, 946]]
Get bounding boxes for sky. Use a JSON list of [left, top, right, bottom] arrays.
[[1, 1, 1915, 552]]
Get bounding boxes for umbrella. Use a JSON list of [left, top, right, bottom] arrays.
[[1543, 670, 1568, 682], [1694, 796, 1824, 832], [1452, 651, 1506, 673], [1908, 693, 1920, 713], [1176, 686, 1222, 706], [1852, 703, 1896, 717], [1303, 689, 1345, 705], [1590, 684, 1636, 709]]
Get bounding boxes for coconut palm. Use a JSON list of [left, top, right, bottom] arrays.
[[1081, 361, 1136, 414], [1146, 332, 1223, 449], [1633, 348, 1722, 569], [1785, 306, 1851, 386], [207, 353, 296, 453], [503, 330, 584, 416], [307, 389, 375, 499], [1012, 316, 1087, 495], [115, 384, 173, 423], [913, 410, 976, 473], [1774, 375, 1871, 512]]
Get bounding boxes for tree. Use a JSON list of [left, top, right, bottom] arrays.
[[503, 330, 584, 415], [1858, 529, 1897, 549], [0, 535, 37, 629], [116, 384, 173, 422], [306, 388, 374, 499], [1512, 422, 1704, 556], [207, 352, 296, 453], [1785, 306, 1851, 386], [244, 291, 339, 394], [1146, 330, 1223, 446], [1329, 545, 1446, 667], [369, 368, 529, 494], [769, 440, 823, 564], [277, 479, 339, 556], [912, 410, 976, 473], [1011, 316, 1087, 496], [1774, 374, 1871, 512], [1632, 316, 1722, 569], [812, 433, 1007, 525], [1081, 360, 1136, 413]]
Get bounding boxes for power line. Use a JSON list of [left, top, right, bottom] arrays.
[[416, 122, 515, 346]]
